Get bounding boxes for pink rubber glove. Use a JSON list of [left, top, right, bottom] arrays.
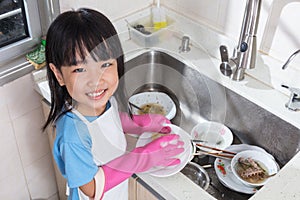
[[102, 134, 184, 192], [119, 112, 171, 135]]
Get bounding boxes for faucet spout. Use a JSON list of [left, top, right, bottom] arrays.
[[282, 49, 300, 70], [219, 0, 262, 81], [236, 0, 262, 69]]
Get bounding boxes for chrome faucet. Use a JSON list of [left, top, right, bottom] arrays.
[[281, 49, 300, 111], [219, 0, 262, 81]]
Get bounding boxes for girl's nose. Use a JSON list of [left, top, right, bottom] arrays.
[[87, 70, 103, 88]]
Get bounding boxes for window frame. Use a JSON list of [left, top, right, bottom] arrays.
[[0, 0, 42, 66], [0, 0, 60, 86]]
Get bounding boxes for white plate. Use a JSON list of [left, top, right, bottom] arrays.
[[129, 92, 176, 120], [191, 121, 233, 150], [136, 124, 193, 177], [214, 144, 278, 194]]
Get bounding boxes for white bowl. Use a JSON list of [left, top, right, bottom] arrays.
[[129, 92, 176, 120], [231, 150, 279, 187], [191, 121, 233, 150]]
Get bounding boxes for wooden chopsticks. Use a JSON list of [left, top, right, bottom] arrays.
[[196, 143, 236, 155], [194, 143, 236, 159], [193, 151, 235, 159]]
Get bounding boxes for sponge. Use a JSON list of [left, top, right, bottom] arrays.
[[26, 38, 46, 70]]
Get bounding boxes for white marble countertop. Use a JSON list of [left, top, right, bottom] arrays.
[[32, 8, 300, 200]]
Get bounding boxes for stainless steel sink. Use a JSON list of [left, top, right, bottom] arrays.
[[115, 49, 300, 199]]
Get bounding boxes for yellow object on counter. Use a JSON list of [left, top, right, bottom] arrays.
[[152, 0, 167, 31]]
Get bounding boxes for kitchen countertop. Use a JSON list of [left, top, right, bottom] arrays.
[[33, 8, 300, 200], [120, 36, 300, 200]]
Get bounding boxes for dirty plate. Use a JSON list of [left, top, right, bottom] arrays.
[[191, 121, 233, 150], [136, 124, 193, 177], [214, 144, 279, 194], [129, 92, 176, 120]]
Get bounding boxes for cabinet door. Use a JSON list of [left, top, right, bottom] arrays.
[[128, 177, 137, 200], [42, 101, 67, 200], [136, 181, 158, 200], [129, 176, 159, 200]]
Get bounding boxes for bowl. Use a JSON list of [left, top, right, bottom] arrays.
[[191, 121, 233, 150], [128, 91, 176, 120], [231, 150, 279, 187], [180, 162, 210, 190]]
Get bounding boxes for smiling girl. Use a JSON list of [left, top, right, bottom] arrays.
[[43, 8, 184, 200]]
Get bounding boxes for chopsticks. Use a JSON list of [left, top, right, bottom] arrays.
[[129, 101, 143, 111], [196, 143, 236, 155], [194, 151, 235, 159], [194, 143, 236, 159]]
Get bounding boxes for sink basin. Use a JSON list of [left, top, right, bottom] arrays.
[[115, 49, 300, 199]]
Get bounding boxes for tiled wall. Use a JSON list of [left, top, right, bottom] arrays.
[[59, 0, 153, 20], [164, 0, 300, 64], [0, 74, 57, 199], [162, 0, 300, 92]]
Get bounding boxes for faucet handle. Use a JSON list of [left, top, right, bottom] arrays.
[[281, 84, 300, 97], [281, 84, 300, 111], [220, 45, 229, 62], [219, 45, 233, 77]]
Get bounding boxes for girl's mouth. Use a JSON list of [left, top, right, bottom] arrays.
[[86, 89, 106, 99]]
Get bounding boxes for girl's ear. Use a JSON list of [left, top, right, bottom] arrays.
[[49, 63, 65, 86]]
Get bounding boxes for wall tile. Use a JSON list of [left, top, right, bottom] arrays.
[[13, 107, 50, 167], [164, 0, 222, 30], [25, 153, 57, 199], [0, 87, 10, 122], [47, 193, 59, 200], [0, 170, 30, 199], [4, 74, 42, 120], [268, 2, 300, 62], [59, 0, 152, 21], [0, 122, 23, 181]]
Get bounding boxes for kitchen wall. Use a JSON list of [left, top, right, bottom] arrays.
[[164, 0, 300, 65], [163, 0, 300, 90], [59, 0, 153, 20], [1, 0, 299, 199], [0, 73, 57, 199]]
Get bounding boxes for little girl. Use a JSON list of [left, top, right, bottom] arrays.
[[43, 8, 184, 200]]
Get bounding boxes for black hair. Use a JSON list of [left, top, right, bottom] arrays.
[[43, 8, 124, 131]]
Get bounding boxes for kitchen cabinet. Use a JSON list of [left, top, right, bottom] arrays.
[[42, 100, 67, 200], [129, 176, 159, 200]]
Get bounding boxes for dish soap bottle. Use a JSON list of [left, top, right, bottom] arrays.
[[152, 0, 167, 31]]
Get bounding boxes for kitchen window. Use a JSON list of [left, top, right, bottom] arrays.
[[0, 0, 59, 85], [0, 0, 29, 48]]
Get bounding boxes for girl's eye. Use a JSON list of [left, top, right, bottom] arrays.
[[101, 62, 112, 68], [73, 68, 86, 73]]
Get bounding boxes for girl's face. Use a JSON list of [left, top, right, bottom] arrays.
[[50, 54, 119, 116]]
